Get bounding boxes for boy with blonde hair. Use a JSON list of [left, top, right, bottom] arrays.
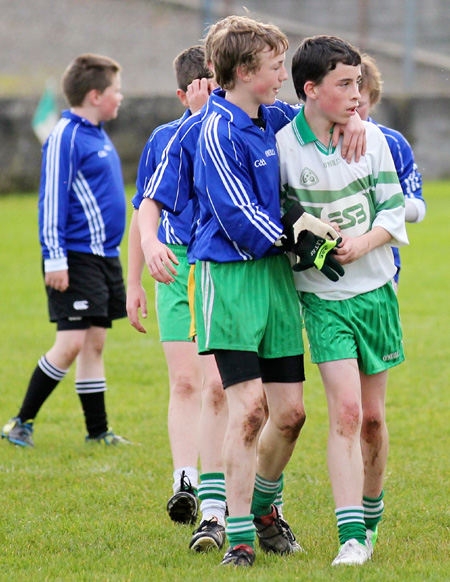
[[357, 53, 425, 288], [191, 16, 308, 567]]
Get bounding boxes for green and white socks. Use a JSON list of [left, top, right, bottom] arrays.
[[198, 472, 226, 526], [363, 490, 385, 532], [336, 491, 385, 547], [335, 506, 366, 546], [225, 516, 256, 549], [251, 473, 283, 518]]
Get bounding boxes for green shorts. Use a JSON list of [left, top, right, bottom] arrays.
[[155, 245, 193, 342], [299, 282, 404, 375], [195, 254, 304, 357]]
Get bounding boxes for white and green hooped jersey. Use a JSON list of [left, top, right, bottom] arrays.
[[276, 110, 409, 300]]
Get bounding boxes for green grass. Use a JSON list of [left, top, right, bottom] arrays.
[[0, 184, 449, 581]]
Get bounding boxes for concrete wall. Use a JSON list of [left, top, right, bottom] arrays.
[[1, 0, 450, 192], [0, 95, 185, 193], [1, 94, 448, 196]]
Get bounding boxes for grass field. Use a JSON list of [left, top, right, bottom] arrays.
[[0, 184, 449, 581]]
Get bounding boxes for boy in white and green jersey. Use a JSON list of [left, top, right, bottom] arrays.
[[276, 35, 409, 567]]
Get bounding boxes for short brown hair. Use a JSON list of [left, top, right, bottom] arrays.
[[62, 53, 121, 107], [205, 15, 288, 91], [173, 45, 213, 93], [360, 53, 383, 107], [203, 17, 232, 66]]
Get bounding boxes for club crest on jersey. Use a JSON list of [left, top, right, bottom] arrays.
[[73, 300, 89, 310], [300, 168, 319, 187]]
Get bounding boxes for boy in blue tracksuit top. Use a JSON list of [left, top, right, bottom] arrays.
[[2, 54, 130, 448], [192, 16, 313, 568], [133, 111, 194, 245], [127, 46, 228, 551]]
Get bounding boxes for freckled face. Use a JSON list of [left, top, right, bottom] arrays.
[[248, 47, 289, 106], [314, 62, 361, 125]]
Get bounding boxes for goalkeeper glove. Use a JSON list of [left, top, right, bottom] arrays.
[[291, 230, 345, 282], [282, 201, 340, 242]]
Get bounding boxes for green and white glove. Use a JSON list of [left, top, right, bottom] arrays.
[[291, 230, 345, 282]]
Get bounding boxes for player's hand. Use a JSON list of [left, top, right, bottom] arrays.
[[334, 234, 371, 265], [126, 282, 148, 333], [141, 237, 179, 284], [291, 230, 345, 282], [333, 111, 366, 163], [45, 269, 69, 292], [186, 78, 211, 113], [275, 201, 340, 250]]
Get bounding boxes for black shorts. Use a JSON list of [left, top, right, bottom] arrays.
[[213, 350, 305, 389], [46, 251, 126, 329]]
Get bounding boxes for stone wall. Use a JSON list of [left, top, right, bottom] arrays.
[[1, 0, 450, 192], [0, 95, 185, 193], [1, 94, 448, 195]]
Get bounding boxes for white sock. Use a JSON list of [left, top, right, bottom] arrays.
[[173, 467, 199, 494], [200, 499, 227, 527]]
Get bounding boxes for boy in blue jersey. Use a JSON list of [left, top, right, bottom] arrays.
[[127, 45, 228, 549], [357, 53, 426, 288], [2, 54, 130, 448], [276, 36, 409, 566], [190, 16, 309, 568]]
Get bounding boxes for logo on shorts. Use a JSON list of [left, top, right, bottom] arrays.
[[382, 350, 400, 362], [98, 150, 108, 158], [73, 300, 89, 311]]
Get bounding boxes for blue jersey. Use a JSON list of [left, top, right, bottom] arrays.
[[134, 109, 193, 245], [39, 110, 126, 271], [145, 88, 301, 263], [143, 100, 212, 262], [193, 90, 300, 263], [369, 117, 425, 281]]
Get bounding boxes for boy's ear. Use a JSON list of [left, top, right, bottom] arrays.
[[304, 80, 318, 99], [87, 88, 102, 106], [176, 88, 189, 108], [236, 64, 252, 83]]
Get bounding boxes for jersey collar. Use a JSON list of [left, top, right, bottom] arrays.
[[180, 108, 191, 123], [62, 109, 103, 128], [291, 107, 336, 155], [210, 89, 270, 130]]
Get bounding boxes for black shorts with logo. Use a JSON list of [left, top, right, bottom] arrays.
[[46, 251, 126, 329]]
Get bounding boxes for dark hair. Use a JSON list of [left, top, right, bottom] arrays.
[[292, 35, 361, 101], [62, 53, 121, 106], [173, 45, 213, 93]]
